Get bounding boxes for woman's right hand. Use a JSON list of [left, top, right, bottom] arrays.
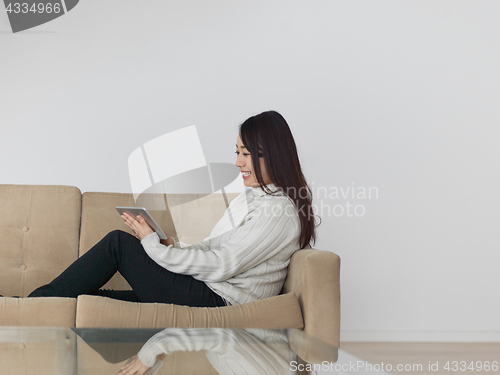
[[160, 232, 175, 247], [117, 355, 150, 375]]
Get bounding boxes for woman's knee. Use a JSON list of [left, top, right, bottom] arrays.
[[107, 229, 136, 241], [106, 229, 142, 256], [108, 229, 126, 236]]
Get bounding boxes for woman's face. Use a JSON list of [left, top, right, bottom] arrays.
[[235, 134, 273, 187]]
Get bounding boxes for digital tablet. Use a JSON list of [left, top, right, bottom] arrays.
[[116, 206, 168, 240]]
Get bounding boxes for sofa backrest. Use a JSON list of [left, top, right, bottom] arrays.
[[0, 185, 81, 297], [166, 192, 240, 245]]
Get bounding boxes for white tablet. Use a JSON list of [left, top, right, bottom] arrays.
[[116, 206, 168, 240]]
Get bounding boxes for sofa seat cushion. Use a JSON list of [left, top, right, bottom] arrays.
[[0, 297, 76, 327], [76, 293, 304, 329], [0, 329, 68, 375]]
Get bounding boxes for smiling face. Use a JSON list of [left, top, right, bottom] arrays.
[[235, 134, 273, 188]]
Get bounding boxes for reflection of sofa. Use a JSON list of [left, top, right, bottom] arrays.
[[0, 185, 341, 349]]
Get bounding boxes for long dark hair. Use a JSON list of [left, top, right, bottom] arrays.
[[238, 110, 320, 249]]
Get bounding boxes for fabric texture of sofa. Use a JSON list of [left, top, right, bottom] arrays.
[[0, 184, 341, 350]]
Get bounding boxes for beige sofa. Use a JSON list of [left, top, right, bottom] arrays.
[[0, 184, 341, 350]]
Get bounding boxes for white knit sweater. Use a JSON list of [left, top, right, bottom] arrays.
[[137, 328, 291, 371], [140, 183, 301, 306]]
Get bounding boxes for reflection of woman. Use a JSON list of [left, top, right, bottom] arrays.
[[118, 328, 292, 375], [28, 111, 318, 309]]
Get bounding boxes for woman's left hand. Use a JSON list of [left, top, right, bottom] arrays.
[[121, 213, 154, 241], [117, 355, 150, 375]]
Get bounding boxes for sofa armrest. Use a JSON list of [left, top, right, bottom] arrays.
[[282, 249, 341, 348]]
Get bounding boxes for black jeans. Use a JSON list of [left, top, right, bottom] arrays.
[[28, 230, 225, 307]]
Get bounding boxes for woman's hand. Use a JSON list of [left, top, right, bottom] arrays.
[[160, 231, 175, 247], [117, 355, 150, 375], [121, 212, 154, 241]]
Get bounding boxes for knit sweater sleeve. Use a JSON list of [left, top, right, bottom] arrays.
[[140, 198, 299, 283], [173, 238, 211, 251], [137, 328, 290, 370], [137, 329, 224, 367]]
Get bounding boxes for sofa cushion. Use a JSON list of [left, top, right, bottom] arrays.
[[79, 192, 178, 290], [0, 297, 76, 327], [0, 328, 69, 375], [76, 293, 304, 329], [0, 341, 60, 375], [166, 192, 239, 244], [0, 185, 81, 297]]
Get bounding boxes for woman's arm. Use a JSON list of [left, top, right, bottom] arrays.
[[140, 197, 300, 283], [137, 328, 226, 367], [136, 328, 290, 370], [121, 213, 212, 251], [159, 232, 175, 247]]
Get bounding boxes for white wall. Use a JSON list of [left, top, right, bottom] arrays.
[[1, 0, 499, 341]]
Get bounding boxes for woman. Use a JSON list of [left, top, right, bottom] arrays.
[[28, 110, 319, 309]]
